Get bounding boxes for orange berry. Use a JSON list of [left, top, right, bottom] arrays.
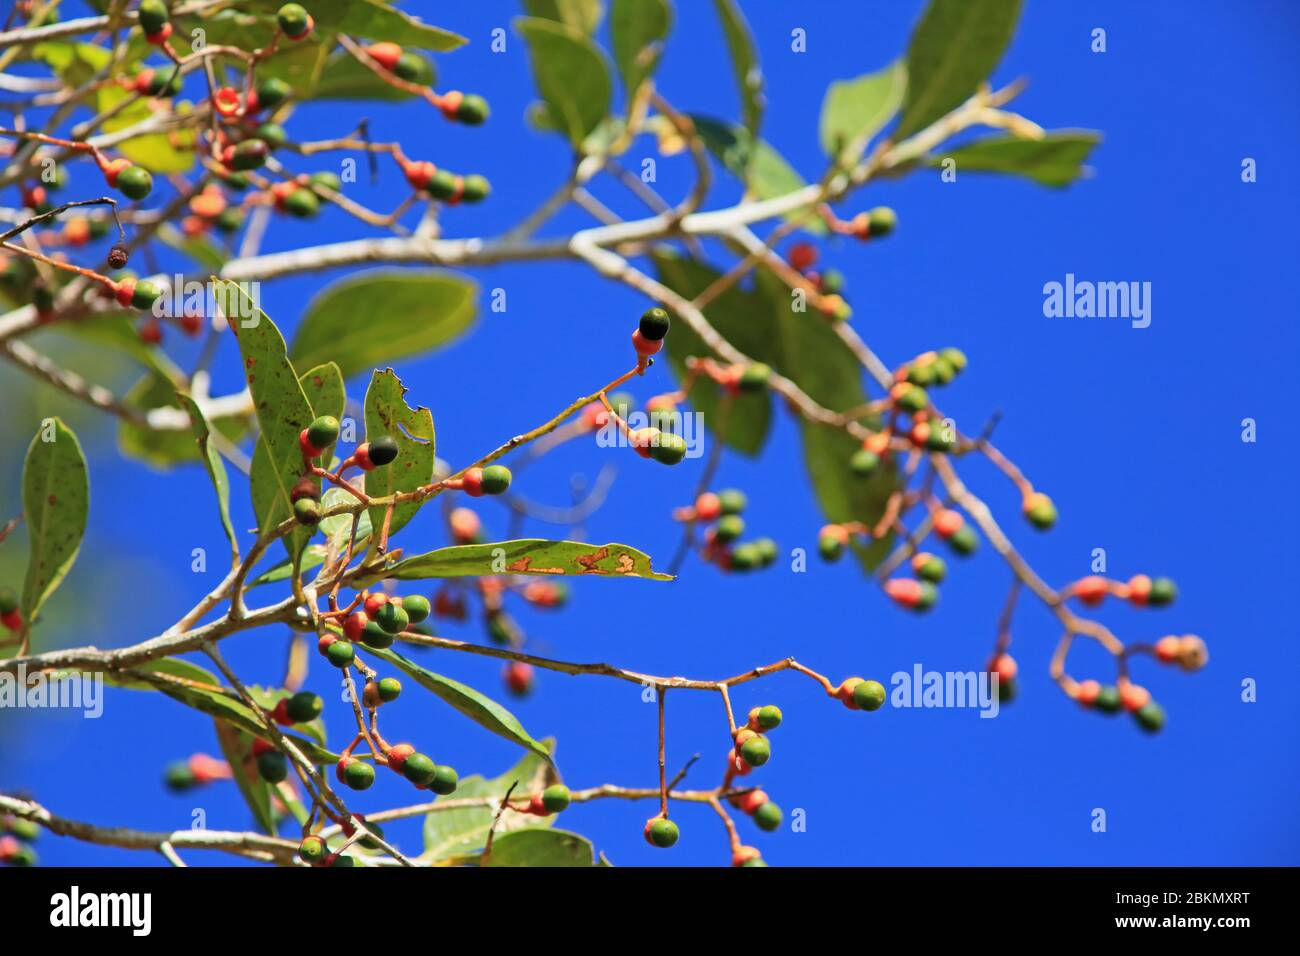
[[1075, 679, 1101, 707], [367, 42, 403, 72], [932, 509, 964, 538], [1154, 635, 1182, 663], [1127, 574, 1152, 606], [1119, 682, 1151, 713], [1074, 576, 1109, 606]]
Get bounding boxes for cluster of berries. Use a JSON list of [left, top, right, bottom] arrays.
[[323, 590, 431, 663], [379, 743, 459, 795], [787, 240, 852, 322], [297, 814, 387, 867], [0, 813, 39, 867], [883, 551, 947, 613], [361, 42, 489, 125], [730, 787, 784, 833], [689, 490, 778, 573], [163, 753, 231, 792], [1067, 574, 1178, 608], [520, 784, 572, 817], [834, 677, 888, 712], [730, 704, 782, 776]]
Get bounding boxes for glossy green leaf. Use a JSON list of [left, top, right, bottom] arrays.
[[515, 16, 612, 149], [483, 828, 602, 867], [610, 0, 671, 97], [895, 0, 1023, 140], [367, 648, 553, 763], [819, 60, 907, 164], [380, 539, 672, 582], [711, 0, 763, 138], [363, 368, 434, 541], [930, 131, 1102, 187], [216, 280, 318, 563], [523, 0, 604, 34], [176, 392, 239, 560], [20, 418, 88, 623], [242, 0, 466, 50], [289, 271, 477, 380], [423, 746, 555, 862]]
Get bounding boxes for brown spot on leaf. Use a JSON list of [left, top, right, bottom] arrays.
[[615, 552, 635, 574], [47, 494, 57, 506], [508, 557, 533, 573], [576, 546, 610, 573]]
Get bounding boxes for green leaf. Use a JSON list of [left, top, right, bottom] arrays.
[[483, 828, 602, 867], [242, 0, 466, 50], [216, 280, 318, 563], [311, 50, 431, 100], [690, 116, 825, 234], [101, 657, 220, 690], [522, 0, 604, 34], [895, 0, 1023, 140], [289, 271, 477, 380], [652, 249, 773, 455], [96, 84, 196, 173], [380, 539, 672, 582], [930, 131, 1102, 187], [363, 369, 434, 541], [249, 362, 345, 564], [367, 647, 553, 763], [819, 60, 907, 164], [515, 16, 612, 149], [176, 392, 239, 561], [423, 746, 554, 862], [711, 0, 763, 139], [214, 719, 278, 835], [610, 0, 671, 97], [20, 418, 88, 624], [119, 374, 249, 470]]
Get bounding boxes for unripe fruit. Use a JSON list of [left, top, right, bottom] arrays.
[[1023, 492, 1057, 530], [130, 279, 162, 312], [0, 587, 18, 615], [718, 488, 747, 515], [385, 743, 414, 771], [325, 640, 355, 667], [1093, 684, 1122, 714], [402, 752, 437, 787], [911, 552, 946, 583], [282, 187, 320, 218], [885, 577, 937, 611], [893, 383, 928, 413], [753, 801, 782, 832], [818, 523, 848, 561], [932, 509, 964, 538], [852, 679, 886, 712], [1075, 679, 1101, 707], [638, 306, 671, 341], [947, 525, 979, 556], [256, 77, 291, 110], [1148, 577, 1177, 607], [228, 138, 268, 171], [631, 328, 662, 357], [393, 52, 433, 85], [430, 765, 459, 795], [374, 601, 409, 635], [379, 677, 404, 703], [738, 735, 770, 768], [787, 242, 817, 272], [293, 498, 321, 526], [644, 817, 679, 848], [753, 537, 778, 567], [715, 514, 744, 544], [819, 268, 845, 295], [256, 750, 288, 783], [256, 122, 288, 150], [425, 168, 459, 201], [115, 164, 153, 200], [1119, 682, 1151, 713], [480, 465, 512, 495], [850, 448, 879, 476], [867, 206, 897, 236], [138, 0, 169, 35], [367, 435, 399, 466], [930, 356, 956, 385], [299, 834, 328, 864], [285, 691, 323, 723], [338, 757, 375, 791], [1074, 575, 1109, 606], [939, 347, 967, 372], [738, 362, 771, 392], [361, 619, 394, 649], [694, 492, 721, 522], [1134, 701, 1166, 733], [367, 42, 403, 71], [541, 784, 571, 813], [402, 595, 430, 624], [460, 174, 491, 203], [732, 846, 763, 867], [649, 432, 688, 465], [304, 415, 338, 450], [164, 761, 196, 791], [277, 3, 313, 39], [730, 544, 760, 571], [309, 171, 341, 193]]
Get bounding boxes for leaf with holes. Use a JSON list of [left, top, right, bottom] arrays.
[[376, 539, 671, 583], [364, 368, 434, 542]]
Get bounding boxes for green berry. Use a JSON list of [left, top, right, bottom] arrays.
[[5, 817, 37, 842], [740, 855, 767, 867], [116, 165, 153, 200], [1025, 494, 1058, 530], [739, 363, 771, 392], [215, 207, 244, 233], [906, 362, 936, 387], [1148, 577, 1177, 607], [282, 187, 320, 218], [430, 764, 459, 795], [646, 817, 679, 848], [222, 172, 250, 191], [377, 677, 402, 702], [930, 356, 956, 385], [325, 640, 355, 667], [896, 384, 928, 413], [256, 77, 291, 110], [998, 677, 1017, 703], [650, 432, 687, 465], [850, 449, 879, 476], [402, 752, 437, 786], [293, 497, 321, 526], [285, 691, 322, 723], [328, 853, 356, 867], [309, 171, 341, 193], [306, 415, 339, 450], [361, 619, 394, 649], [715, 514, 744, 544], [146, 68, 183, 97], [1093, 685, 1122, 714], [947, 525, 979, 556], [367, 435, 399, 466], [1134, 701, 1166, 733], [460, 174, 491, 203], [456, 93, 489, 125], [277, 3, 311, 38], [480, 465, 512, 495], [542, 784, 571, 813], [739, 735, 770, 768], [256, 122, 288, 150], [138, 0, 169, 36], [393, 52, 433, 85], [257, 750, 288, 783], [718, 489, 747, 515], [939, 347, 967, 373], [230, 138, 268, 171], [355, 821, 385, 851], [753, 538, 778, 567], [374, 601, 408, 635], [299, 834, 328, 863], [342, 760, 375, 791], [11, 846, 37, 866], [730, 543, 760, 571], [130, 279, 162, 311], [0, 586, 19, 615], [925, 426, 956, 453], [163, 761, 195, 791], [426, 168, 458, 200], [638, 307, 671, 341], [607, 392, 635, 418], [819, 268, 845, 295], [868, 206, 897, 236], [818, 533, 845, 562], [914, 554, 947, 583], [486, 613, 515, 645], [853, 679, 886, 711], [755, 705, 782, 730], [402, 595, 430, 624], [753, 801, 782, 832]]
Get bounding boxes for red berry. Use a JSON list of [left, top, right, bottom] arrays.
[[354, 443, 374, 471], [1074, 576, 1109, 606], [363, 593, 388, 617], [932, 509, 964, 538], [1127, 574, 1152, 606], [504, 661, 533, 696], [299, 428, 323, 458], [1119, 683, 1151, 713], [788, 242, 817, 272], [1155, 635, 1181, 663], [344, 612, 368, 642], [385, 743, 414, 772], [991, 654, 1018, 683], [461, 467, 485, 497], [367, 42, 403, 72], [631, 329, 662, 357], [1075, 679, 1101, 707], [146, 22, 173, 45], [694, 492, 721, 522]]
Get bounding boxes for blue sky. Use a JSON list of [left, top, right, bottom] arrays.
[[2, 1, 1298, 866]]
